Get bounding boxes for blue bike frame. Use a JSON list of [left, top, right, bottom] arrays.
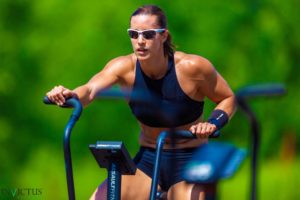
[[43, 83, 285, 200], [43, 97, 82, 200], [236, 83, 285, 200]]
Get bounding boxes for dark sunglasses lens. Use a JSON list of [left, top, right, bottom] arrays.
[[142, 30, 156, 39], [128, 30, 138, 39]]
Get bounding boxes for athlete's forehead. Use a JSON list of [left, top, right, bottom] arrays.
[[130, 14, 160, 30]]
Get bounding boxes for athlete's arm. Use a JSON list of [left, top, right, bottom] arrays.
[[184, 55, 236, 137], [46, 55, 133, 107], [197, 59, 236, 117]]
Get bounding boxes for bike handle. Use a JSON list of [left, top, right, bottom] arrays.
[[169, 129, 220, 139], [43, 96, 83, 200], [43, 96, 82, 119], [43, 96, 80, 107], [43, 96, 220, 138], [236, 83, 286, 99], [150, 128, 220, 200]]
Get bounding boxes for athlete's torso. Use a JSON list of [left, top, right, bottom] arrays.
[[118, 52, 209, 148], [128, 54, 204, 127]]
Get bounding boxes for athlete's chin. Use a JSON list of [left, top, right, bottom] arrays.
[[136, 55, 150, 61], [135, 51, 151, 60]]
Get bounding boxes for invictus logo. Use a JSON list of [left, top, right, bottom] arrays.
[[0, 188, 43, 199]]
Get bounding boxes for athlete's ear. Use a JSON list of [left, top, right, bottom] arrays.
[[162, 29, 169, 43]]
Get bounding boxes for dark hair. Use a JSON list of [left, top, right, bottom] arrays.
[[130, 5, 176, 56]]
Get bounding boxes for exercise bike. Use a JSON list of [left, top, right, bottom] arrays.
[[43, 90, 223, 200], [43, 83, 285, 200]]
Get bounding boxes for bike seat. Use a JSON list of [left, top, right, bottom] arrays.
[[183, 141, 246, 183]]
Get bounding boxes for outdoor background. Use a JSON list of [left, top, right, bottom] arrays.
[[0, 0, 299, 199]]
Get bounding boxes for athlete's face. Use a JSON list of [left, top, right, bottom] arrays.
[[129, 15, 168, 60]]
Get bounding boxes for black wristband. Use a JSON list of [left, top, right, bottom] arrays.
[[208, 109, 229, 130]]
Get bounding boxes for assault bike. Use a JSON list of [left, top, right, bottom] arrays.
[[43, 83, 285, 200]]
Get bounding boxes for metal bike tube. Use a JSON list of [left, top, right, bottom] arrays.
[[44, 97, 82, 200], [149, 131, 168, 200], [149, 129, 220, 200], [63, 99, 82, 200], [237, 98, 259, 200], [107, 162, 121, 200], [236, 83, 286, 200], [64, 116, 77, 200]]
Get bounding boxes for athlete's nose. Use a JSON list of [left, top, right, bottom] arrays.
[[137, 34, 145, 44]]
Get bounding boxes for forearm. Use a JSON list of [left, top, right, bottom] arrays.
[[72, 84, 94, 107], [213, 94, 237, 119], [199, 94, 236, 133]]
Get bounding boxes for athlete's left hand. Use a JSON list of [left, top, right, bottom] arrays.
[[189, 122, 217, 138]]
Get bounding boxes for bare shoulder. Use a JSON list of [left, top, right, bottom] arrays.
[[88, 54, 135, 87], [174, 51, 216, 79], [102, 54, 135, 75]]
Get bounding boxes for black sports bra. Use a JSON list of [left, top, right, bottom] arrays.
[[128, 55, 204, 127]]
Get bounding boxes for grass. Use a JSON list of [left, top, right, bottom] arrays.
[[219, 158, 300, 200]]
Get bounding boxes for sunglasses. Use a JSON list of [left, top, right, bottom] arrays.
[[127, 29, 166, 39]]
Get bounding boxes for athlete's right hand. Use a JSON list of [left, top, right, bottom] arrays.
[[46, 85, 77, 106]]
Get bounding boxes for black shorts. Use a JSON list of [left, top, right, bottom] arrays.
[[133, 146, 197, 191]]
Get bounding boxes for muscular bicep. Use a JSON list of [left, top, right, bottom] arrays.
[[198, 64, 236, 117], [201, 70, 233, 103], [182, 54, 236, 117]]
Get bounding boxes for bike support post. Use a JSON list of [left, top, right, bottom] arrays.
[[64, 117, 77, 200], [107, 162, 121, 200], [237, 98, 259, 200], [150, 131, 168, 200], [44, 97, 82, 200], [236, 83, 286, 200]]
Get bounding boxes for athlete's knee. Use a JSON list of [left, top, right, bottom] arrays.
[[89, 180, 107, 200], [190, 184, 206, 200], [167, 182, 206, 200]]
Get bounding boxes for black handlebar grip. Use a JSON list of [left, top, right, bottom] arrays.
[[236, 83, 286, 98], [43, 96, 55, 105], [43, 96, 83, 119], [172, 130, 220, 139], [43, 96, 81, 108]]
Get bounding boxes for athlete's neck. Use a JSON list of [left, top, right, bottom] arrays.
[[139, 55, 169, 79]]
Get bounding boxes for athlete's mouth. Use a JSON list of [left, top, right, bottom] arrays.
[[136, 48, 148, 53]]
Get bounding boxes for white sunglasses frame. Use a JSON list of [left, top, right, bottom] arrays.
[[127, 28, 166, 39]]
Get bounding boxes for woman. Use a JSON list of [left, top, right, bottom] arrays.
[[47, 5, 236, 200]]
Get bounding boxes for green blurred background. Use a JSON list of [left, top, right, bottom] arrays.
[[0, 0, 299, 199]]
